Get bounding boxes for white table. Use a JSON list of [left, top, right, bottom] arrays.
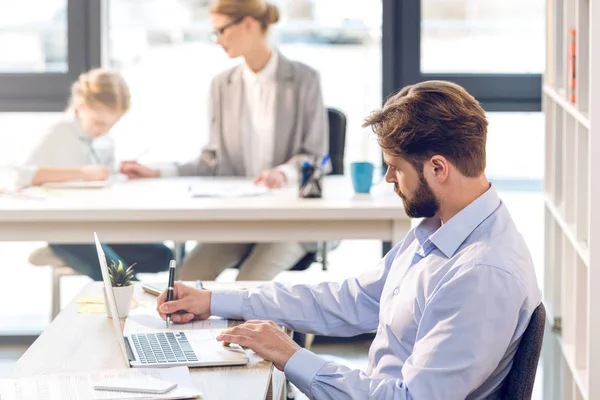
[[12, 282, 287, 400], [0, 176, 410, 244]]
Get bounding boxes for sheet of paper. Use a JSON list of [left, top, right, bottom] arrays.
[[0, 366, 201, 400], [78, 296, 105, 304], [124, 307, 228, 335], [188, 183, 269, 198], [42, 179, 113, 189], [78, 303, 107, 314], [0, 188, 46, 201], [78, 297, 137, 313]]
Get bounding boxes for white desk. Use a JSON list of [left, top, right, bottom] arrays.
[[12, 282, 287, 400], [0, 176, 410, 244]]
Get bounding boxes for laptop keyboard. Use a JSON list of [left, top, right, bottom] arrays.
[[131, 332, 199, 364]]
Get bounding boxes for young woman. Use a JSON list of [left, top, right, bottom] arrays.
[[21, 68, 173, 280], [120, 0, 328, 281]]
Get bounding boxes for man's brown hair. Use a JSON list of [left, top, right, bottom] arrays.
[[363, 80, 488, 177]]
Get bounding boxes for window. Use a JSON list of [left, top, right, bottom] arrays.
[[383, 1, 542, 112], [0, 0, 67, 73], [421, 0, 545, 74], [107, 0, 383, 169], [486, 112, 544, 190], [0, 0, 96, 112]]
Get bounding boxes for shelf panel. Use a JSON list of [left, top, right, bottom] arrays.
[[575, 122, 590, 243], [543, 85, 590, 129], [558, 336, 589, 400], [575, 0, 590, 112], [545, 195, 590, 267], [562, 112, 577, 224]]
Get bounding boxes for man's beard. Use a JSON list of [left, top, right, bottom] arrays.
[[394, 175, 439, 218]]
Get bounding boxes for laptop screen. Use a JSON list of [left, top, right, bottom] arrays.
[[94, 232, 131, 365]]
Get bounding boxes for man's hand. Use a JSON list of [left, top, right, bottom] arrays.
[[254, 169, 286, 189], [217, 320, 301, 371], [80, 165, 111, 181], [119, 161, 160, 179], [157, 282, 212, 324]]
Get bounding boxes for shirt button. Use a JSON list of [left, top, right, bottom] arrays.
[[393, 287, 400, 295]]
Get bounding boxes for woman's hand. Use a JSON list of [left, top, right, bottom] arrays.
[[119, 161, 160, 179], [254, 169, 286, 188]]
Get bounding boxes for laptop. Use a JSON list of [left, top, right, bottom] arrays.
[[94, 232, 249, 368]]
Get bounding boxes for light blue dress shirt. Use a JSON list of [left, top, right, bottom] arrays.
[[211, 186, 541, 399]]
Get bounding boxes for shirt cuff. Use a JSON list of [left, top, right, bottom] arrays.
[[210, 289, 246, 320], [15, 166, 38, 188], [276, 163, 299, 185], [156, 163, 178, 178], [284, 348, 329, 398]]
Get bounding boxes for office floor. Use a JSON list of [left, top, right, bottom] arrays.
[[0, 190, 544, 399]]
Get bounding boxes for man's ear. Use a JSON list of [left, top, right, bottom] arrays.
[[429, 155, 449, 182]]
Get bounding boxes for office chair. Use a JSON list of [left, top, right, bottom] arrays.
[[501, 302, 546, 400], [290, 107, 347, 272]]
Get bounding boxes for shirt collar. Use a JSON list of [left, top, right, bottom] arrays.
[[415, 184, 501, 258], [242, 50, 279, 85], [68, 110, 94, 142]]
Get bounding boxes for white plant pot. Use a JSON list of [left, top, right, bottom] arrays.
[[103, 284, 134, 318]]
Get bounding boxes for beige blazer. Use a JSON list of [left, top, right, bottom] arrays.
[[176, 54, 329, 254], [176, 53, 329, 177]]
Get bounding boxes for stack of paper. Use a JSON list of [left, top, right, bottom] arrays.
[[0, 367, 201, 400]]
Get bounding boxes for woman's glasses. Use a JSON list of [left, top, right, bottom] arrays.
[[210, 17, 244, 42]]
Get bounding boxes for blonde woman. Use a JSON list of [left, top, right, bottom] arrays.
[[120, 0, 328, 281], [20, 68, 173, 280]]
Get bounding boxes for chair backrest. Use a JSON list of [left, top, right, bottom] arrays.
[[327, 108, 347, 175], [289, 108, 346, 272], [502, 302, 546, 400]]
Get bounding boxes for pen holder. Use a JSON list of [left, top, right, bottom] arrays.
[[298, 162, 323, 199]]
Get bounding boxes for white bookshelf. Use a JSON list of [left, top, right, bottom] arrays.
[[543, 0, 598, 399]]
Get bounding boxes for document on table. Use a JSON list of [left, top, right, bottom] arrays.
[[188, 183, 269, 198], [40, 173, 126, 189], [123, 307, 228, 335], [41, 179, 112, 189], [0, 366, 201, 400]]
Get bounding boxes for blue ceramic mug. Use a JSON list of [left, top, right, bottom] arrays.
[[351, 162, 375, 194]]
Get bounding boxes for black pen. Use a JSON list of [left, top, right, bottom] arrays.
[[166, 260, 176, 328]]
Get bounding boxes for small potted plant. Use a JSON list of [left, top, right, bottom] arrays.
[[103, 260, 136, 318]]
